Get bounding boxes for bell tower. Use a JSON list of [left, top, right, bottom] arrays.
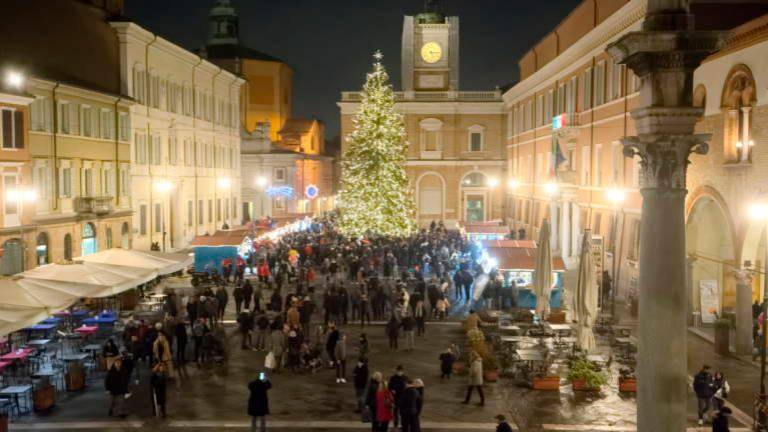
[[208, 0, 239, 46], [401, 0, 459, 91]]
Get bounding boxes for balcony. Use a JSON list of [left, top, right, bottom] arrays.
[[74, 196, 114, 215], [340, 90, 502, 103], [553, 112, 581, 148]]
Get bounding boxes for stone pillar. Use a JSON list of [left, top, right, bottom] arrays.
[[741, 106, 752, 162], [733, 269, 755, 355], [607, 3, 724, 430]]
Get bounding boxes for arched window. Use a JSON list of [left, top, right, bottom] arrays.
[[121, 222, 131, 249], [106, 227, 113, 249], [36, 232, 49, 266], [81, 223, 97, 256], [721, 64, 756, 163], [462, 172, 487, 188], [63, 234, 72, 261]]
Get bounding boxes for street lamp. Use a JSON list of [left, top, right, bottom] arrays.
[[154, 180, 174, 251], [544, 182, 558, 195], [749, 201, 768, 407], [5, 71, 24, 89], [607, 187, 627, 321]]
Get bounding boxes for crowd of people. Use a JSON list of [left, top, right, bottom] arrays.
[[97, 215, 521, 431]]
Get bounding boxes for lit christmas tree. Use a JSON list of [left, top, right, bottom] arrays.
[[339, 51, 416, 237]]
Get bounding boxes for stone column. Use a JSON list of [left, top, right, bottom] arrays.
[[608, 2, 724, 430], [686, 255, 697, 326], [733, 269, 755, 355], [741, 106, 752, 162]]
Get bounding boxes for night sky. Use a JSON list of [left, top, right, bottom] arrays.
[[126, 0, 581, 139]]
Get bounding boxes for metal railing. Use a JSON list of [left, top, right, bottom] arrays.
[[74, 196, 114, 215]]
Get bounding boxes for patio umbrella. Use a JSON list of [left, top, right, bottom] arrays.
[[21, 261, 157, 298], [0, 277, 78, 336], [576, 230, 598, 353], [78, 248, 192, 275], [533, 219, 553, 318]]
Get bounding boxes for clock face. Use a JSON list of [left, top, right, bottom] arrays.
[[420, 42, 443, 64]]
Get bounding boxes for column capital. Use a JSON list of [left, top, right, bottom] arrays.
[[732, 268, 754, 286], [622, 133, 710, 189]]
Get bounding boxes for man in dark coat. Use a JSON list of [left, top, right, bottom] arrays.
[[693, 364, 714, 425], [248, 373, 272, 432], [352, 358, 369, 413], [215, 286, 229, 321], [399, 380, 422, 432], [174, 320, 188, 365], [495, 414, 514, 432], [243, 280, 254, 311], [388, 365, 408, 429], [105, 357, 129, 417], [150, 361, 168, 417], [233, 284, 245, 315]]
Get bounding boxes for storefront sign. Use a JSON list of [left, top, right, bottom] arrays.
[[266, 186, 294, 198]]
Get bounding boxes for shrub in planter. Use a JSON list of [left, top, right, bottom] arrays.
[[567, 358, 607, 391], [618, 367, 636, 393], [714, 318, 731, 356], [532, 374, 561, 391]]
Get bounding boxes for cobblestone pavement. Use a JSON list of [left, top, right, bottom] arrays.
[[8, 282, 759, 431]]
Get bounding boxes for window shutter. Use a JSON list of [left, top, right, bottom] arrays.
[[14, 111, 23, 148], [68, 104, 78, 135]]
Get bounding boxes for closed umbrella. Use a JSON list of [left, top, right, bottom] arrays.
[[576, 230, 598, 353], [533, 219, 553, 318]]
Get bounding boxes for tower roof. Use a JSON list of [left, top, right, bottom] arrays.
[[416, 0, 445, 24]]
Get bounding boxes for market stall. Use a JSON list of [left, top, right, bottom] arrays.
[[461, 222, 510, 242], [480, 240, 566, 309]]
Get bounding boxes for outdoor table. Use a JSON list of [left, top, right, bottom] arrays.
[[54, 310, 89, 318], [61, 353, 89, 362], [516, 351, 546, 362], [1, 349, 32, 362], [82, 316, 117, 326], [0, 385, 32, 415], [498, 325, 521, 334], [26, 340, 51, 349], [554, 336, 577, 349], [80, 344, 101, 368], [74, 326, 98, 338], [586, 354, 607, 365], [24, 324, 56, 339], [41, 317, 62, 325]]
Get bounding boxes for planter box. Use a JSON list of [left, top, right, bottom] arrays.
[[714, 325, 730, 356], [547, 312, 566, 324], [33, 384, 55, 412], [484, 369, 499, 383], [452, 361, 465, 375], [532, 375, 561, 391], [571, 378, 600, 392], [66, 365, 85, 392], [619, 377, 637, 393]]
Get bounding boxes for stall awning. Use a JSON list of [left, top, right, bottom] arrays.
[[480, 239, 537, 249], [465, 226, 510, 234], [191, 229, 249, 247], [78, 248, 192, 275], [487, 246, 566, 272], [21, 261, 157, 298]]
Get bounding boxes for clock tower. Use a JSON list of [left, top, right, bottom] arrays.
[[401, 1, 459, 91]]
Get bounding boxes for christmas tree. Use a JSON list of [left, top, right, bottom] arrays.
[[339, 51, 417, 238]]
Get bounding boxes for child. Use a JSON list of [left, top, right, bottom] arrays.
[[439, 348, 455, 379]]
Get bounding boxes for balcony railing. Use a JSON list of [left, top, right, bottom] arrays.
[[340, 90, 503, 102], [74, 196, 114, 215], [553, 112, 581, 146]]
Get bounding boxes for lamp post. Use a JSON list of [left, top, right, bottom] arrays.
[[749, 201, 768, 420], [154, 180, 174, 252], [606, 187, 626, 321]]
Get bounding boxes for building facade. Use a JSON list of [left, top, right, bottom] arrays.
[[203, 0, 334, 220], [0, 0, 134, 274], [339, 7, 505, 227], [503, 0, 768, 325], [111, 21, 244, 251]]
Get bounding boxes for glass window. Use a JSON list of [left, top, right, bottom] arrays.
[[470, 133, 482, 152], [82, 222, 97, 256], [139, 204, 147, 235], [1, 109, 23, 149], [595, 62, 606, 106], [60, 167, 72, 198], [583, 68, 593, 110], [462, 172, 486, 187], [106, 228, 113, 249], [154, 203, 162, 233], [36, 232, 49, 265], [63, 234, 72, 260], [198, 200, 204, 225]]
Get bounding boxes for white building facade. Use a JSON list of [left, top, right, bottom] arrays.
[[112, 22, 244, 251]]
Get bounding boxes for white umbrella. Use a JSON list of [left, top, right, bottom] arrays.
[[0, 278, 77, 337], [576, 230, 598, 353], [22, 261, 157, 298], [534, 219, 553, 318], [78, 248, 191, 275]]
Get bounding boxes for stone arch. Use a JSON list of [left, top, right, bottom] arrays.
[[686, 188, 738, 316], [693, 84, 707, 109], [721, 64, 757, 108], [415, 171, 446, 225]]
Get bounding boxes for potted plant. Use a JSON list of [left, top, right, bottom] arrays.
[[567, 358, 607, 391], [482, 353, 499, 382], [618, 367, 636, 393], [532, 370, 561, 391], [713, 311, 731, 356]]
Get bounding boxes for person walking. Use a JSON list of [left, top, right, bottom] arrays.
[[153, 328, 173, 376], [215, 285, 229, 321], [462, 351, 484, 406], [360, 291, 372, 327], [388, 365, 408, 429], [247, 372, 272, 432], [693, 364, 714, 425], [335, 333, 348, 383], [269, 322, 285, 372], [353, 358, 369, 413], [233, 284, 245, 315], [105, 357, 129, 417], [386, 315, 400, 351], [243, 280, 254, 311], [255, 310, 270, 351], [150, 361, 168, 418], [414, 300, 426, 336], [326, 323, 340, 367], [495, 415, 514, 432], [238, 309, 255, 350], [373, 377, 394, 432], [174, 320, 188, 365], [401, 312, 416, 351], [713, 371, 730, 412], [435, 295, 449, 320], [439, 348, 455, 379], [399, 380, 422, 432]]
